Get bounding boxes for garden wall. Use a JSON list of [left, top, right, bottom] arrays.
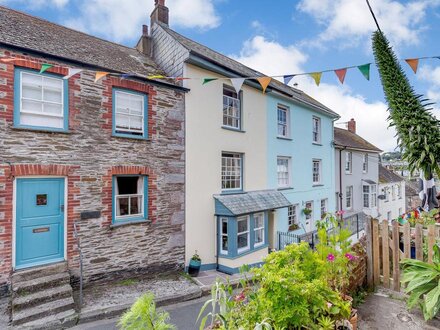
[[348, 237, 367, 293]]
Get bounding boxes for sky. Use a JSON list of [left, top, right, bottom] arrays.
[[1, 0, 440, 152]]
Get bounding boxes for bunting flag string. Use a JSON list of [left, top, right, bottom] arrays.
[[0, 54, 439, 92]]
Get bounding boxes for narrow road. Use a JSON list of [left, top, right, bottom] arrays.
[[71, 296, 209, 330]]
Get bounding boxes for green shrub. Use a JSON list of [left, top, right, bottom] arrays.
[[118, 293, 175, 330]]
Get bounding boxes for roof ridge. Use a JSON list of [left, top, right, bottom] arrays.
[[0, 5, 138, 52]]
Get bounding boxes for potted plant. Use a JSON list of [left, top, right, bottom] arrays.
[[303, 207, 312, 216], [188, 251, 201, 277], [288, 223, 299, 231]]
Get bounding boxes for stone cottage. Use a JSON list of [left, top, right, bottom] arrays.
[[0, 5, 186, 326]]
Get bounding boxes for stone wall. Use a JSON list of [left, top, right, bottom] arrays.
[[0, 48, 186, 295], [348, 237, 368, 293]]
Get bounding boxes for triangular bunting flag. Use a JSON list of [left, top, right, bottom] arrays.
[[309, 72, 322, 86], [230, 78, 245, 94], [256, 77, 272, 93], [40, 63, 53, 74], [405, 58, 419, 74], [147, 75, 166, 79], [334, 68, 347, 84], [95, 71, 109, 83], [283, 74, 295, 85], [357, 64, 371, 80], [202, 78, 217, 85], [63, 68, 82, 80]]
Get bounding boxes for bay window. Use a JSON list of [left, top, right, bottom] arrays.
[[237, 216, 250, 253], [254, 213, 265, 246]]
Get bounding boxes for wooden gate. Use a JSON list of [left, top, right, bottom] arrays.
[[365, 218, 440, 291]]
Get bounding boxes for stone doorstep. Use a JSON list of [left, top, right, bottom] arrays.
[[12, 272, 70, 296], [15, 309, 78, 330], [76, 285, 202, 325]]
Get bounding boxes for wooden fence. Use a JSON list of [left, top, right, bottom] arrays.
[[365, 218, 440, 291]]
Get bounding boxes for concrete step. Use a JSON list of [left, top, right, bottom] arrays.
[[16, 308, 77, 330], [12, 296, 75, 326], [12, 272, 70, 296], [12, 284, 73, 312], [12, 262, 67, 283]]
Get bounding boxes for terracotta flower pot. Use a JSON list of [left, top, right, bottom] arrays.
[[350, 311, 358, 330]]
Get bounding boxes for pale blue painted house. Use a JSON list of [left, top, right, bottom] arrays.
[[266, 86, 340, 249]]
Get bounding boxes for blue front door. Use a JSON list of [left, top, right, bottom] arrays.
[[16, 178, 65, 269]]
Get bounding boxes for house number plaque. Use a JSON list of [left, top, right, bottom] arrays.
[[33, 227, 49, 233]]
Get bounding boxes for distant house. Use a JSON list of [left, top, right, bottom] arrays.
[[334, 119, 382, 228], [378, 165, 406, 221], [406, 180, 422, 211], [0, 4, 186, 325]]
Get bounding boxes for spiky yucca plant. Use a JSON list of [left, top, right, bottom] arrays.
[[372, 31, 440, 179]]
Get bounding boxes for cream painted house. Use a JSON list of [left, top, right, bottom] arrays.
[[142, 0, 338, 273]]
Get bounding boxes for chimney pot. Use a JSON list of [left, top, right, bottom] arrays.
[[142, 24, 148, 36], [347, 118, 356, 134], [151, 0, 169, 26]]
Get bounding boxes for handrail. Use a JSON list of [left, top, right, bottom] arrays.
[[73, 221, 84, 308]]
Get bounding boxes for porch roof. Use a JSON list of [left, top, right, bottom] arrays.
[[214, 190, 291, 217]]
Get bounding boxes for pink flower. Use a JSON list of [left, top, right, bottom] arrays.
[[335, 210, 345, 217], [327, 253, 335, 262], [234, 292, 245, 302], [327, 302, 333, 309], [345, 253, 356, 261]]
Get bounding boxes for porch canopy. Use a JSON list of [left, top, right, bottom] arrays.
[[214, 189, 291, 216]]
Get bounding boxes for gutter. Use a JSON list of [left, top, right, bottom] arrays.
[[0, 42, 189, 93]]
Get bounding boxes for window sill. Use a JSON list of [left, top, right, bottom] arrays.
[[110, 219, 150, 229], [345, 172, 352, 175], [313, 184, 324, 187], [112, 133, 149, 141], [277, 136, 292, 141], [312, 142, 322, 146], [12, 126, 71, 134], [277, 187, 293, 191], [220, 190, 245, 195], [221, 126, 245, 133]]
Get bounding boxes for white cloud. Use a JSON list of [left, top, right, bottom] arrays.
[[417, 64, 440, 115], [231, 35, 398, 151], [0, 0, 69, 8], [64, 0, 220, 43], [297, 0, 440, 48]]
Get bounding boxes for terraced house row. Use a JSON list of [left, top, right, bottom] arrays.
[[0, 2, 342, 324]]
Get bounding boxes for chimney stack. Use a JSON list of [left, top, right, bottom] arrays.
[[136, 24, 152, 57], [347, 118, 356, 134], [151, 0, 169, 27]]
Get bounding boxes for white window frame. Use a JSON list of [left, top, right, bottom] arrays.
[[277, 105, 290, 138], [346, 186, 353, 210], [384, 187, 389, 202], [320, 199, 328, 217], [114, 176, 144, 220], [288, 205, 298, 227], [19, 71, 65, 128], [277, 156, 291, 188], [363, 153, 368, 173], [392, 185, 396, 200], [237, 215, 250, 253], [220, 217, 228, 255], [253, 213, 265, 247], [221, 152, 242, 191], [222, 85, 241, 129], [114, 90, 145, 135], [397, 184, 402, 199], [345, 152, 352, 174], [312, 159, 322, 185], [363, 184, 377, 208], [305, 201, 313, 220], [312, 116, 321, 143]]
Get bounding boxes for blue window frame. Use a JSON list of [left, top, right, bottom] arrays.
[[112, 88, 148, 139], [14, 68, 69, 132], [218, 212, 268, 258], [112, 175, 148, 224]]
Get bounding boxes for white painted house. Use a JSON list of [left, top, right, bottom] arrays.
[[378, 165, 406, 221]]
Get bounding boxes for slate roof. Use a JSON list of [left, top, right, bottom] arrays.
[[379, 165, 404, 184], [159, 23, 339, 118], [406, 180, 420, 197], [334, 127, 382, 152], [0, 6, 162, 76], [214, 190, 291, 216]]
